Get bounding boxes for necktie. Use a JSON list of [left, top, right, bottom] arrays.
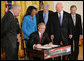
[[73, 15, 75, 26], [40, 34, 42, 43], [59, 13, 62, 25], [44, 13, 47, 24]]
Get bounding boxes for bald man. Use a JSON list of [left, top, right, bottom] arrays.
[[1, 5, 21, 60], [50, 2, 73, 60]]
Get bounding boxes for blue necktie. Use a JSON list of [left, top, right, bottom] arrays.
[[59, 13, 62, 25], [44, 13, 47, 24]]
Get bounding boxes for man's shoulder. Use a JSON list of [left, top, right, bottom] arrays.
[[30, 31, 38, 36], [49, 10, 54, 13], [2, 11, 14, 22], [51, 12, 57, 16], [43, 32, 48, 36], [63, 11, 69, 15], [76, 13, 81, 17], [38, 10, 43, 13]]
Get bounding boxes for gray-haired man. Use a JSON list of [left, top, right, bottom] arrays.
[[1, 4, 21, 60], [38, 3, 54, 40]]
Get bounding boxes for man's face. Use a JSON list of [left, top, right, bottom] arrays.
[[70, 7, 77, 15], [14, 7, 21, 17], [43, 7, 49, 13], [56, 3, 63, 13], [38, 25, 46, 34]]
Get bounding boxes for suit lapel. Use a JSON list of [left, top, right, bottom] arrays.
[[42, 11, 45, 23], [70, 14, 74, 26], [41, 33, 45, 43], [46, 11, 50, 25], [75, 14, 77, 26], [62, 11, 65, 26]]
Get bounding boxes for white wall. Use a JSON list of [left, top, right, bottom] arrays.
[[51, 1, 83, 28]]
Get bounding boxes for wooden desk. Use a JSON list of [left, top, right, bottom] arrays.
[[29, 45, 71, 60]]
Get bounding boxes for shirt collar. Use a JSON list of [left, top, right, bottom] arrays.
[[71, 14, 76, 17], [58, 10, 63, 14], [9, 10, 14, 16], [71, 14, 76, 18], [38, 31, 41, 36], [43, 11, 49, 15]]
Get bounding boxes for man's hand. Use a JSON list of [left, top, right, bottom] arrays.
[[51, 35, 54, 40], [69, 34, 73, 39], [79, 35, 82, 40], [35, 44, 41, 48], [17, 33, 21, 43], [48, 42, 53, 47]]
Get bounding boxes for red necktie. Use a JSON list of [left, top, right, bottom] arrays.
[[40, 34, 42, 43]]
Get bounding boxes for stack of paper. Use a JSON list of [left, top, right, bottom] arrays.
[[37, 46, 52, 49], [37, 45, 59, 49]]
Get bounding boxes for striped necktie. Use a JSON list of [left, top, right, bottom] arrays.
[[73, 15, 75, 26], [40, 34, 42, 43]]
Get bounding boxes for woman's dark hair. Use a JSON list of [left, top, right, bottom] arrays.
[[21, 6, 37, 27], [24, 6, 37, 16]]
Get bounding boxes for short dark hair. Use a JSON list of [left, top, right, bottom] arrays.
[[25, 6, 37, 16], [70, 5, 77, 10]]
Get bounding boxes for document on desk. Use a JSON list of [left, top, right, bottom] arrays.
[[37, 46, 52, 49], [37, 45, 59, 49]]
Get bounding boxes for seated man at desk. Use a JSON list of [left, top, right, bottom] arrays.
[[27, 22, 53, 50]]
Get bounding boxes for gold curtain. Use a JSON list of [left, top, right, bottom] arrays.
[[1, 1, 6, 20]]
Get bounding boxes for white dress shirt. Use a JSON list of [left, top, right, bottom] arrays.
[[9, 10, 14, 16], [38, 31, 42, 38]]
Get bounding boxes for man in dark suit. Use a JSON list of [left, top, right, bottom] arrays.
[[38, 3, 54, 39], [27, 22, 52, 50], [69, 5, 82, 60], [50, 2, 73, 60], [1, 5, 21, 60], [27, 22, 53, 60]]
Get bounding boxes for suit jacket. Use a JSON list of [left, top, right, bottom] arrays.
[[36, 13, 39, 26], [1, 11, 21, 48], [27, 31, 51, 49], [50, 11, 73, 43], [38, 10, 54, 37], [69, 13, 82, 37]]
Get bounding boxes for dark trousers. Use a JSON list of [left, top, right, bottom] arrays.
[[53, 37, 69, 60], [69, 36, 79, 60], [68, 39, 74, 60], [5, 42, 19, 60]]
